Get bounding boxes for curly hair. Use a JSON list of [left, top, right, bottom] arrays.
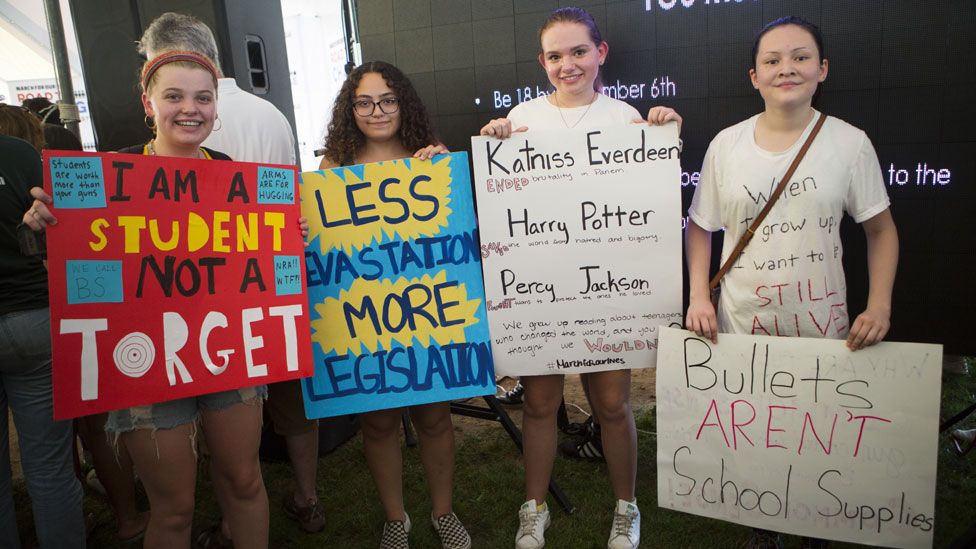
[[0, 103, 45, 152], [321, 61, 438, 167]]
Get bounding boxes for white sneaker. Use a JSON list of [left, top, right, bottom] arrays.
[[607, 499, 640, 549], [515, 499, 551, 549]]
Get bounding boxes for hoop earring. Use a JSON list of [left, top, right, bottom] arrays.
[[213, 116, 222, 132], [144, 115, 156, 131]]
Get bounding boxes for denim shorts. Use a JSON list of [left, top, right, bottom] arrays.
[[105, 385, 267, 433]]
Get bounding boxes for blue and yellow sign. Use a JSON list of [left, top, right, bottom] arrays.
[[300, 153, 494, 417]]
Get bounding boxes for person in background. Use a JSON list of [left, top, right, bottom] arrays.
[[0, 104, 85, 548], [21, 97, 84, 151], [21, 95, 151, 545], [138, 12, 324, 543], [684, 16, 898, 549], [479, 7, 681, 549], [1, 103, 44, 150]]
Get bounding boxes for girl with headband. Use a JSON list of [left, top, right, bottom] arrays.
[[25, 50, 307, 548], [119, 50, 271, 549]]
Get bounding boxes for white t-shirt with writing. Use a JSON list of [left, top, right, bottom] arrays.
[[507, 93, 642, 131], [688, 111, 890, 339]]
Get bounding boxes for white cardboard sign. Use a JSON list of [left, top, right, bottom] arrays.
[[656, 326, 942, 548], [471, 125, 683, 376]]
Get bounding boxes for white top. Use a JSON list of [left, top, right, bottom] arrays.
[[507, 93, 642, 131], [203, 78, 296, 165], [688, 111, 890, 339]]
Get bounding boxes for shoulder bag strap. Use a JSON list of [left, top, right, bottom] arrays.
[[708, 111, 828, 290]]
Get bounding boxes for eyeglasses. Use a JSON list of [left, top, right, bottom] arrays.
[[353, 97, 399, 117]]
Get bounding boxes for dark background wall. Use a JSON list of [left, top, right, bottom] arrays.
[[354, 0, 976, 354]]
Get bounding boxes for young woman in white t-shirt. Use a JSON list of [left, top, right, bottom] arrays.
[[684, 15, 899, 545], [685, 15, 898, 348], [479, 7, 680, 549]]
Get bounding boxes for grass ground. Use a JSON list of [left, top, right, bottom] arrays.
[[13, 361, 976, 548]]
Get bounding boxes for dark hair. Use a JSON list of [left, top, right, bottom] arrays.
[[751, 16, 826, 68], [538, 7, 605, 91], [321, 61, 438, 167], [0, 103, 45, 151], [22, 97, 62, 125], [42, 124, 83, 151]]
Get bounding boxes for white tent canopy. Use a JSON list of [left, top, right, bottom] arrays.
[[0, 0, 85, 95]]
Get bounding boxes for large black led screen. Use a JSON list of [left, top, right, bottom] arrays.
[[354, 0, 976, 354]]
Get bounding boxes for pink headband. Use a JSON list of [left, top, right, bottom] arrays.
[[141, 51, 219, 92]]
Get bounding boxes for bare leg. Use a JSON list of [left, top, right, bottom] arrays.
[[122, 424, 197, 548], [77, 413, 149, 540], [360, 408, 406, 521], [521, 375, 565, 503], [285, 423, 320, 504], [200, 400, 268, 549], [579, 375, 596, 417], [583, 370, 636, 500], [410, 402, 454, 517]]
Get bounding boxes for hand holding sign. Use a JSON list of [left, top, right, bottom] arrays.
[[299, 153, 494, 418], [656, 327, 941, 548], [44, 151, 313, 419], [471, 125, 683, 376]]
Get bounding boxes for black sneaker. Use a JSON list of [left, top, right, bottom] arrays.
[[800, 537, 830, 549], [559, 417, 604, 461], [743, 529, 784, 549], [496, 381, 524, 406]]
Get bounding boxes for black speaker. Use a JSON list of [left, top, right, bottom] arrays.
[[68, 0, 298, 153]]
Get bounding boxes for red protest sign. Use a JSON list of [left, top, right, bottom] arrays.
[[44, 151, 313, 419]]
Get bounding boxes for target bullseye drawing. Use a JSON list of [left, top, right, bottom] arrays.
[[113, 333, 155, 377]]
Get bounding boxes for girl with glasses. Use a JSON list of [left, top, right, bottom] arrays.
[[318, 60, 466, 549]]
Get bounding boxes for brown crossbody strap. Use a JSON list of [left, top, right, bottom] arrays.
[[708, 111, 828, 290]]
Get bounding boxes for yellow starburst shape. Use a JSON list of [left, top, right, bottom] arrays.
[[310, 270, 481, 355], [302, 157, 454, 255]]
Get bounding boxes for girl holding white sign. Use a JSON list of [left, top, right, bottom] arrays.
[[317, 61, 469, 549], [684, 15, 899, 547], [479, 7, 681, 549]]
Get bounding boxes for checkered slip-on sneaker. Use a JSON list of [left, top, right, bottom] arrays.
[[431, 512, 472, 549], [380, 514, 411, 549]]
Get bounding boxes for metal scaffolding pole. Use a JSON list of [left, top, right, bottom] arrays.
[[41, 0, 81, 139]]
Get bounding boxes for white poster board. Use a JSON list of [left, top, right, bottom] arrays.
[[471, 125, 682, 376], [656, 326, 942, 548]]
